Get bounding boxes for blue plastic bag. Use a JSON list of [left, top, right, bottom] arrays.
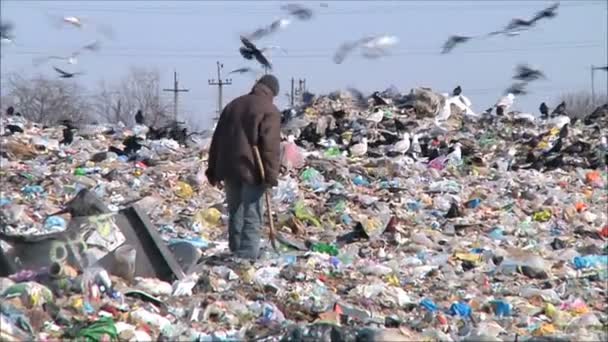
[[449, 302, 472, 317], [420, 298, 438, 312]]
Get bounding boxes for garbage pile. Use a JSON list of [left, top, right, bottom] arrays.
[[1, 87, 607, 342]]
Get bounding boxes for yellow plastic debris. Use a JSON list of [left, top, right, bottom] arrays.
[[386, 274, 400, 287], [175, 181, 194, 199], [196, 208, 222, 226], [544, 303, 557, 319], [533, 323, 556, 336], [533, 209, 552, 222], [454, 253, 482, 263]]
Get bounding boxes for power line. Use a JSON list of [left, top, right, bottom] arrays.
[[5, 42, 603, 61], [11, 39, 604, 55]]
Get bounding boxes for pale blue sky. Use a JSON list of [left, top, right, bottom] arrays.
[[1, 0, 607, 128]]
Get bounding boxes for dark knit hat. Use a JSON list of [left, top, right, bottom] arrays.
[[257, 74, 280, 96]]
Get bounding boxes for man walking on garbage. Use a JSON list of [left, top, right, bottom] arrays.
[[206, 75, 281, 260]]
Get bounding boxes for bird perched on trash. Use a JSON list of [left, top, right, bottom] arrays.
[[441, 35, 473, 54], [447, 142, 463, 164], [371, 91, 389, 106], [246, 18, 290, 41], [445, 201, 463, 218], [513, 64, 546, 82], [452, 86, 462, 96], [53, 66, 82, 78], [349, 137, 368, 157], [392, 132, 411, 154], [281, 3, 314, 20], [539, 102, 549, 119], [135, 110, 144, 125], [60, 127, 75, 145], [239, 36, 272, 70], [551, 101, 567, 117], [365, 109, 384, 127], [495, 93, 515, 116]]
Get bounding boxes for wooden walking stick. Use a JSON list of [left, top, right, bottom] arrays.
[[252, 146, 278, 252]]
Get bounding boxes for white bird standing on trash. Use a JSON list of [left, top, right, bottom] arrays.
[[350, 137, 368, 157], [392, 132, 411, 154], [495, 93, 515, 116], [411, 133, 425, 161], [447, 142, 462, 164], [436, 94, 454, 122], [366, 110, 384, 127]]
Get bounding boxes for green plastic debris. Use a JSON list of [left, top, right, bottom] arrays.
[[311, 242, 339, 256], [533, 209, 552, 222], [294, 201, 321, 227], [75, 317, 118, 342], [324, 147, 342, 158]]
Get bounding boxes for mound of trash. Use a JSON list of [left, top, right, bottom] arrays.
[[1, 86, 607, 341]]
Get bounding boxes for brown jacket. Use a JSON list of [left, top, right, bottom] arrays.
[[207, 83, 281, 186]]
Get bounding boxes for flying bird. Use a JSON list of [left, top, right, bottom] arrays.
[[513, 64, 545, 82], [0, 21, 15, 44], [361, 35, 398, 54], [82, 40, 102, 52], [33, 41, 100, 66], [441, 35, 472, 54], [34, 52, 79, 66], [539, 102, 549, 119], [246, 18, 290, 41], [229, 67, 256, 74], [239, 36, 272, 70], [551, 101, 567, 117], [333, 35, 398, 64], [281, 4, 314, 20], [260, 45, 288, 55], [489, 18, 535, 37], [53, 66, 82, 78], [63, 16, 83, 28], [333, 40, 361, 64], [504, 83, 528, 96], [531, 2, 560, 24]]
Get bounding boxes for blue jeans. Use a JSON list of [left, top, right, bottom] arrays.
[[224, 180, 265, 259]]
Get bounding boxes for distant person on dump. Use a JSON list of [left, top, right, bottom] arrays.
[[206, 75, 281, 260]]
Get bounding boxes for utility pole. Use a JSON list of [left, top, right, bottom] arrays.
[[208, 61, 232, 121], [290, 78, 295, 107], [163, 70, 189, 121], [590, 65, 608, 106], [294, 78, 307, 106]]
